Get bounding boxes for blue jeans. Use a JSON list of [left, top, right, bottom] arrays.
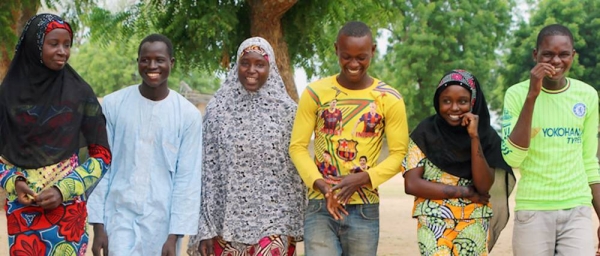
[[303, 199, 379, 256]]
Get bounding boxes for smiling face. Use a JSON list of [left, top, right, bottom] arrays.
[[335, 34, 376, 88], [533, 35, 575, 83], [438, 85, 472, 126], [238, 51, 269, 92], [42, 28, 71, 71], [137, 41, 174, 89]]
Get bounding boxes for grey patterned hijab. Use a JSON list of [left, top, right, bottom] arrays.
[[210, 37, 292, 106], [188, 37, 305, 252]]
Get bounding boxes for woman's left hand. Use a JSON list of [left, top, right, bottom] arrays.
[[461, 113, 479, 138], [35, 186, 63, 209]]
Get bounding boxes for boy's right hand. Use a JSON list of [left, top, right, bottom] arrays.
[[92, 223, 109, 256], [529, 63, 555, 98], [315, 179, 348, 220], [15, 179, 36, 206], [198, 238, 215, 256]]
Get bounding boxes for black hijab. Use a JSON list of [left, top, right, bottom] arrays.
[[410, 70, 510, 179], [410, 70, 515, 251], [0, 13, 109, 169]]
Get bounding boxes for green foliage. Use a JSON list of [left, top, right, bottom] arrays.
[[0, 0, 97, 63], [69, 40, 138, 96], [498, 0, 600, 108], [372, 0, 515, 129], [0, 0, 40, 60], [69, 38, 220, 97], [282, 1, 394, 78], [83, 0, 392, 77]]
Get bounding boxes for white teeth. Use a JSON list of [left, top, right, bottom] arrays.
[[147, 73, 159, 79], [348, 69, 360, 74], [449, 115, 460, 120], [247, 77, 257, 82]]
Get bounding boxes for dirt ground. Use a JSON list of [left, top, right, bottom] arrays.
[[1, 171, 598, 255]]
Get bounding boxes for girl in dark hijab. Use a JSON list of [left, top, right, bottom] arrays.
[[401, 70, 515, 255], [0, 13, 111, 255]]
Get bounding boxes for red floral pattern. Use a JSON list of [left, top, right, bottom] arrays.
[[10, 234, 47, 256], [58, 202, 87, 242]]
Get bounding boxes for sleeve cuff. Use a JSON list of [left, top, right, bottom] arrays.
[[53, 184, 71, 202], [366, 168, 381, 189], [305, 172, 324, 190], [502, 138, 529, 167], [87, 203, 105, 224]]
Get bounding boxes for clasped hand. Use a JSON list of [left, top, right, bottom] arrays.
[[316, 172, 370, 220], [15, 179, 63, 209]]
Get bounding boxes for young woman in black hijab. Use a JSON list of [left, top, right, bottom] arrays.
[[0, 13, 111, 255], [401, 70, 515, 255]]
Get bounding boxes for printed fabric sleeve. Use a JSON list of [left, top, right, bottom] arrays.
[[53, 147, 111, 202], [54, 96, 112, 203], [500, 88, 529, 167], [583, 94, 600, 184], [366, 99, 409, 188], [0, 164, 25, 195], [401, 139, 426, 175], [169, 110, 203, 235], [87, 99, 115, 224], [289, 88, 322, 189]]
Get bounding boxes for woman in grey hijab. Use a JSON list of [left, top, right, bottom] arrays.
[[188, 37, 306, 256]]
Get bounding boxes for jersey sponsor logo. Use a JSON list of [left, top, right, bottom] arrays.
[[542, 127, 582, 144], [573, 103, 586, 118]]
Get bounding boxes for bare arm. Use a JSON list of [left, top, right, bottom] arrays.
[[508, 63, 555, 148], [404, 167, 488, 204], [462, 113, 494, 194]]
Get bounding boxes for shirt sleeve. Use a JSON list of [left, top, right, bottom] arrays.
[[169, 110, 203, 235], [289, 88, 322, 189], [0, 164, 25, 196], [401, 139, 426, 175], [54, 153, 110, 202], [501, 88, 529, 167], [366, 99, 409, 188], [583, 94, 600, 184]]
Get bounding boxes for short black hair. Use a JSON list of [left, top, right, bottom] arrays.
[[138, 33, 174, 58], [337, 21, 372, 40], [360, 156, 367, 161], [536, 24, 574, 49]]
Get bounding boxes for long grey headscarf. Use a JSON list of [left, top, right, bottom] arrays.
[[188, 37, 305, 253]]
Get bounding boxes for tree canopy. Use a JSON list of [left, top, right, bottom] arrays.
[[497, 0, 600, 108], [371, 0, 516, 129]]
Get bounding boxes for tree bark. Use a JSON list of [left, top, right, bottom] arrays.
[[0, 0, 40, 81], [247, 0, 299, 101]]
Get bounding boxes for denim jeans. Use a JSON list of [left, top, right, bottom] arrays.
[[303, 199, 379, 256]]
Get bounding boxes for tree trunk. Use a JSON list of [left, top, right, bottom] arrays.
[[0, 0, 40, 81], [247, 0, 299, 101]]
